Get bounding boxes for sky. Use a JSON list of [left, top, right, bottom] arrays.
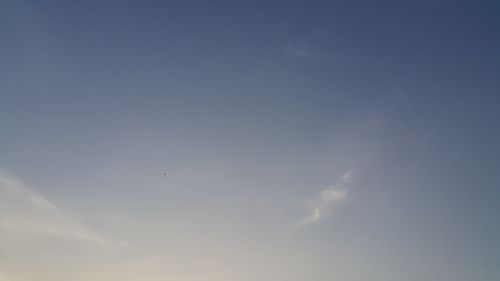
[[0, 0, 499, 280]]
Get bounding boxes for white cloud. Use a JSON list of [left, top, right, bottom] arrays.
[[295, 171, 354, 228], [0, 172, 117, 245]]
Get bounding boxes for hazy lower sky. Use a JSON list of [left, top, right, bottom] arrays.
[[1, 1, 499, 280]]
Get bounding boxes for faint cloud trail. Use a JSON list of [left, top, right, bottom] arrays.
[[294, 171, 354, 228], [285, 42, 315, 59], [0, 171, 126, 247]]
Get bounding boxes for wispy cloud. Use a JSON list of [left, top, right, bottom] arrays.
[[295, 171, 354, 228], [0, 172, 122, 246], [285, 42, 315, 59]]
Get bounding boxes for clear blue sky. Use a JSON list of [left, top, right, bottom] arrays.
[[1, 1, 499, 280]]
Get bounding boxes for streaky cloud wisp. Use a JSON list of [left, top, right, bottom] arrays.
[[295, 171, 353, 228]]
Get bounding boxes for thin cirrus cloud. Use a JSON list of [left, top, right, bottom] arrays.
[[0, 171, 123, 246], [295, 171, 354, 228], [285, 42, 316, 59]]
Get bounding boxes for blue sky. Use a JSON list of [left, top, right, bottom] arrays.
[[1, 1, 499, 280]]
